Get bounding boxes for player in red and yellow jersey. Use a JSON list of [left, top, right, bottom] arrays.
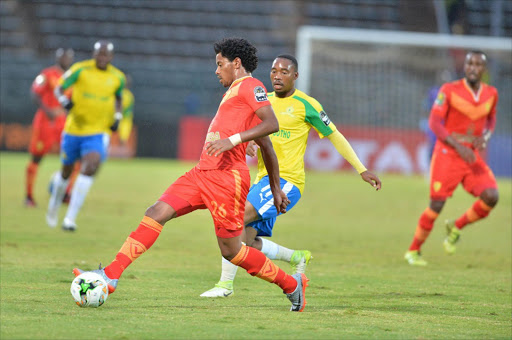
[[25, 48, 74, 207], [405, 51, 499, 266], [73, 38, 309, 312]]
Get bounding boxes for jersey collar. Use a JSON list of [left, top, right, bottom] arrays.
[[463, 78, 483, 102], [229, 76, 252, 90]]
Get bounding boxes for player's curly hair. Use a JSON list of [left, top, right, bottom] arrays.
[[214, 38, 258, 73]]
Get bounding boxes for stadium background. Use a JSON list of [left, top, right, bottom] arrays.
[[1, 0, 511, 176]]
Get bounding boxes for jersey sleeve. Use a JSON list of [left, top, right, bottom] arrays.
[[487, 88, 498, 132], [240, 79, 271, 112], [430, 83, 450, 119], [115, 72, 126, 98], [122, 89, 134, 118], [297, 96, 337, 138], [60, 63, 83, 90], [31, 71, 48, 96]]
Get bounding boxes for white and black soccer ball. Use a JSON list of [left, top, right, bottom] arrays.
[[70, 272, 109, 308]]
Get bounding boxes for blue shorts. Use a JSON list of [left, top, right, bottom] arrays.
[[60, 133, 110, 166], [246, 176, 301, 237]]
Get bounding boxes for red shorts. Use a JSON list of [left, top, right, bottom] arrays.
[[430, 144, 497, 200], [29, 110, 66, 156], [159, 166, 251, 238]]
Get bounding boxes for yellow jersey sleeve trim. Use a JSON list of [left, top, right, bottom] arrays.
[[327, 130, 367, 174]]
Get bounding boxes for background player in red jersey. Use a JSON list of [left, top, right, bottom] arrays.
[[25, 48, 74, 207], [73, 38, 310, 312], [405, 51, 499, 266]]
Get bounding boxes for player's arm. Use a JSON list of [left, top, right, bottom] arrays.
[[428, 86, 475, 163], [109, 93, 123, 132], [206, 105, 279, 157], [110, 75, 125, 132], [54, 66, 80, 111], [327, 131, 381, 190], [31, 74, 60, 120], [254, 135, 289, 214], [473, 91, 498, 151]]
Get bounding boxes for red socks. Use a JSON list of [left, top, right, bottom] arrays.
[[26, 161, 38, 199], [409, 207, 438, 251], [455, 199, 493, 229], [105, 216, 163, 279], [230, 244, 297, 294]]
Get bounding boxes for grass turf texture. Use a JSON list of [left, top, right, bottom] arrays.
[[1, 151, 510, 339]]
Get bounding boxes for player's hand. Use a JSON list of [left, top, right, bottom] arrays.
[[455, 144, 476, 163], [246, 141, 258, 157], [110, 112, 123, 132], [273, 189, 290, 214], [57, 95, 73, 111], [360, 170, 381, 191], [472, 135, 488, 151], [206, 138, 235, 157]]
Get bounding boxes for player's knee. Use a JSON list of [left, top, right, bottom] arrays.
[[145, 201, 176, 225], [429, 200, 445, 213], [481, 189, 499, 207]]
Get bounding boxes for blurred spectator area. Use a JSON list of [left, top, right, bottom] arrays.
[[1, 0, 511, 158]]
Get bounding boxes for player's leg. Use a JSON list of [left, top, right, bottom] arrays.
[[46, 133, 78, 227], [73, 200, 177, 294], [243, 179, 309, 272], [217, 234, 308, 312], [63, 133, 107, 230], [64, 162, 81, 204], [73, 168, 206, 293], [25, 154, 42, 206], [26, 112, 50, 206], [444, 159, 499, 254], [201, 177, 308, 297], [405, 150, 460, 265]]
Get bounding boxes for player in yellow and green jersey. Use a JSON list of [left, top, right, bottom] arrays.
[[47, 40, 126, 231], [201, 54, 382, 297], [118, 74, 135, 145]]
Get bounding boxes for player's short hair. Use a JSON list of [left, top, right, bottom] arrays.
[[214, 38, 258, 73], [276, 54, 298, 71], [466, 50, 487, 63]]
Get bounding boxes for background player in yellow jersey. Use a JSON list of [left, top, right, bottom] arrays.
[[201, 54, 382, 297], [46, 40, 126, 231], [118, 74, 135, 146]]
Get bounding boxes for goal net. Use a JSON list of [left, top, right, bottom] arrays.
[[295, 26, 512, 177]]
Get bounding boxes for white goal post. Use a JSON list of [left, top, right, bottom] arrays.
[[296, 26, 512, 94], [294, 26, 511, 176]]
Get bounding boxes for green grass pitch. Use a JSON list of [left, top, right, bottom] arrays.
[[1, 152, 510, 339]]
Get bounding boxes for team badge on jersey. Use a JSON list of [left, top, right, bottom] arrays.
[[434, 92, 445, 106], [319, 111, 331, 126], [254, 86, 268, 102]]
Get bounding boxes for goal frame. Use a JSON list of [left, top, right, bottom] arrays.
[[296, 26, 512, 93]]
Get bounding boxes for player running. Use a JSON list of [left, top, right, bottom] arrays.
[[201, 54, 381, 297], [25, 48, 74, 207], [47, 40, 125, 231], [405, 51, 499, 266], [73, 38, 309, 312]]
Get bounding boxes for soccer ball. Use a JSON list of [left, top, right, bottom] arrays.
[[70, 272, 109, 308]]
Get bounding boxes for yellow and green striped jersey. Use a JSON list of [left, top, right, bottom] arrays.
[[255, 89, 337, 193], [60, 59, 125, 135]]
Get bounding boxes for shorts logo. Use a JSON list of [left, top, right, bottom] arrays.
[[433, 181, 442, 192], [434, 92, 445, 106], [319, 111, 331, 126], [254, 86, 268, 102]]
